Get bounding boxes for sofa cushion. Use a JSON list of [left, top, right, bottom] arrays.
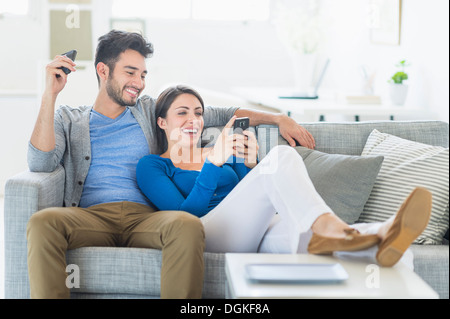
[[66, 247, 227, 298], [410, 244, 449, 299], [358, 129, 449, 244], [294, 147, 384, 224]]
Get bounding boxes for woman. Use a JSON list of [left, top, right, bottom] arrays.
[[137, 85, 432, 267]]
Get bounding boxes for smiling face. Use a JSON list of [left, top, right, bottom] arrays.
[[103, 49, 148, 107], [157, 93, 205, 149]]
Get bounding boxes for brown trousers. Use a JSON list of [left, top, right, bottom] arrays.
[[26, 201, 205, 299]]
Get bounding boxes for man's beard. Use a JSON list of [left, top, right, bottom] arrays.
[[106, 74, 139, 107]]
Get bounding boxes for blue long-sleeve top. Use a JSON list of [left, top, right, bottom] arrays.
[[136, 154, 252, 217]]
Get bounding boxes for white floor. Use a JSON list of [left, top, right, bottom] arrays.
[[1, 195, 4, 299]]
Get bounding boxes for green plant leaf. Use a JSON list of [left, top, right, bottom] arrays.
[[391, 71, 408, 84]]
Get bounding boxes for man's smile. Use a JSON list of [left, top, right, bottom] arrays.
[[125, 87, 140, 98]]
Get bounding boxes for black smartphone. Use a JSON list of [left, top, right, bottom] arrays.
[[58, 50, 77, 77], [233, 117, 250, 134]]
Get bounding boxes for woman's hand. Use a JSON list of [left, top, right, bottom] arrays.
[[207, 116, 246, 167]]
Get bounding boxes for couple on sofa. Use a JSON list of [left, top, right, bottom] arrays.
[[26, 30, 432, 299]]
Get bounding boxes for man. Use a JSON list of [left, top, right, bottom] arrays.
[[27, 30, 315, 299]]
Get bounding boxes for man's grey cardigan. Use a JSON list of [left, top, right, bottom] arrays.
[[27, 95, 238, 208]]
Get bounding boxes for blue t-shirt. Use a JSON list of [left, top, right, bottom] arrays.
[[136, 155, 251, 217], [79, 108, 152, 208]]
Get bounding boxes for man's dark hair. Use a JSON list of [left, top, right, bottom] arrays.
[[95, 30, 154, 83]]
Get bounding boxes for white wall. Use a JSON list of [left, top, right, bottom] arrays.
[[0, 0, 449, 195], [0, 97, 39, 195], [317, 0, 449, 121], [144, 19, 294, 97]]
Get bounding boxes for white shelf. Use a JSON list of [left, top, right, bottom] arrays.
[[231, 87, 439, 122]]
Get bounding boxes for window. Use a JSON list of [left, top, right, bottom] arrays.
[[192, 0, 270, 21], [0, 0, 29, 16], [112, 0, 191, 19], [112, 0, 270, 21]]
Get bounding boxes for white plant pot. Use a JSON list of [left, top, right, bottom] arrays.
[[389, 83, 409, 106]]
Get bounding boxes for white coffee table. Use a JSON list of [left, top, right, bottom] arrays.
[[225, 253, 438, 299]]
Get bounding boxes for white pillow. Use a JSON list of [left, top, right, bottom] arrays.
[[357, 129, 449, 244]]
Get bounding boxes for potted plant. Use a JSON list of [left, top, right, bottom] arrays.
[[389, 60, 410, 106]]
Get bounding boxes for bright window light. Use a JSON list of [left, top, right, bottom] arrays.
[[192, 0, 270, 21], [112, 0, 271, 21], [0, 0, 29, 15], [112, 0, 191, 19]]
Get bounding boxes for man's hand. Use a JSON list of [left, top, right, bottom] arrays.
[[277, 115, 316, 149], [30, 55, 76, 153], [234, 109, 316, 150], [44, 55, 77, 97]]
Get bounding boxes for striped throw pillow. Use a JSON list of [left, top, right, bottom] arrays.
[[357, 129, 449, 244]]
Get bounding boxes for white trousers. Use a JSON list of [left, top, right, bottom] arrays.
[[201, 146, 413, 268]]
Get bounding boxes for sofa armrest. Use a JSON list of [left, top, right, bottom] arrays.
[[4, 166, 65, 298]]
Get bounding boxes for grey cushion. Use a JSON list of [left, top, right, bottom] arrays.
[[295, 147, 384, 224], [66, 247, 227, 298]]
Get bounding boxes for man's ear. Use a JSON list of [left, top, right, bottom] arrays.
[[96, 62, 109, 83], [157, 117, 167, 130]]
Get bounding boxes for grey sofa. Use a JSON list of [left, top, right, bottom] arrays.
[[4, 120, 449, 299]]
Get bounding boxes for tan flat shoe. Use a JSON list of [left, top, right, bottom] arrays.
[[376, 187, 432, 267], [308, 229, 380, 255]]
